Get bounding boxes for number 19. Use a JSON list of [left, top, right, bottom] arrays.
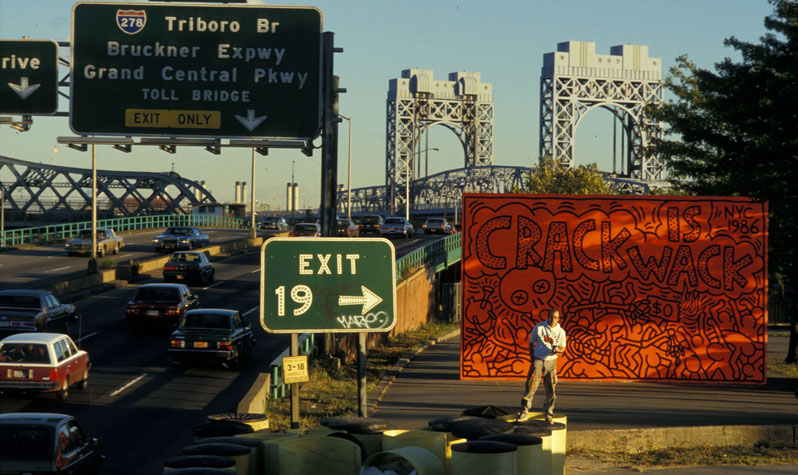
[[274, 285, 313, 316]]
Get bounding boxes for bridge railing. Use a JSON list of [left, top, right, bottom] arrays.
[[395, 232, 461, 279], [0, 215, 247, 247]]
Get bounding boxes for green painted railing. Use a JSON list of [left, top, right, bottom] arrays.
[[395, 232, 461, 280], [0, 215, 247, 247]]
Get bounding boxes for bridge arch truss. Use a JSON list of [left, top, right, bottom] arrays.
[[540, 41, 664, 180], [386, 69, 494, 213], [0, 155, 216, 222]]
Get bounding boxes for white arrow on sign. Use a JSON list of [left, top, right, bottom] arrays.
[[235, 109, 267, 131], [8, 77, 40, 100], [338, 285, 383, 314]]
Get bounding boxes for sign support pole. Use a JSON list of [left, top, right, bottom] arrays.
[[91, 143, 97, 262], [290, 333, 300, 429], [320, 32, 338, 238], [250, 148, 257, 239], [357, 332, 367, 417]]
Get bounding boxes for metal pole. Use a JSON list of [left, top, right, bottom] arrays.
[[320, 33, 338, 237], [250, 148, 256, 239], [358, 332, 367, 417], [347, 116, 352, 219], [1, 186, 5, 248], [290, 333, 300, 429], [91, 143, 97, 261]]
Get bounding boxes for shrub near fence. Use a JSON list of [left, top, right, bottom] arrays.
[[0, 214, 247, 247]]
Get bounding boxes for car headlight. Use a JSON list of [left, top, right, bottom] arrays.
[[153, 238, 161, 243], [180, 239, 190, 243]]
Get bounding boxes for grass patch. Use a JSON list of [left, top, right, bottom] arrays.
[[572, 444, 798, 470], [266, 323, 457, 431], [768, 362, 798, 378]]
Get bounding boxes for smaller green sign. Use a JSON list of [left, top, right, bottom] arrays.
[[0, 40, 59, 114], [260, 238, 397, 334]]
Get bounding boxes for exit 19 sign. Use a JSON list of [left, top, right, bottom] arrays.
[[260, 238, 397, 334]]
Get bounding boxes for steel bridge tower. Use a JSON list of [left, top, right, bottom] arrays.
[[540, 41, 664, 180], [386, 69, 494, 214]]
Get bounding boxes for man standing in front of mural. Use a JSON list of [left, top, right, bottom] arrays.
[[518, 308, 567, 424]]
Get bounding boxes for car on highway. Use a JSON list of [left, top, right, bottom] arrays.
[[169, 309, 254, 368], [125, 283, 199, 331], [0, 412, 103, 473], [422, 217, 455, 235], [258, 216, 289, 232], [358, 215, 384, 235], [336, 218, 359, 237], [163, 251, 215, 285], [152, 226, 210, 252], [0, 290, 77, 335], [0, 333, 90, 401], [381, 217, 415, 238], [64, 227, 124, 257], [289, 222, 321, 237]]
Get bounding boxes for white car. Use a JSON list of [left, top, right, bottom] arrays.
[[65, 228, 124, 257], [381, 217, 415, 238]]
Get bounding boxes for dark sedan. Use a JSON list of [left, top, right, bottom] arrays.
[[422, 217, 455, 234], [358, 215, 384, 235], [169, 309, 254, 367], [152, 226, 210, 252], [0, 413, 103, 474], [336, 218, 359, 237], [0, 290, 78, 335], [125, 284, 200, 331], [289, 222, 321, 237], [163, 251, 215, 285]]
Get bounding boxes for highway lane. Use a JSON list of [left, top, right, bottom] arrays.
[[0, 227, 255, 289], [0, 233, 443, 474]]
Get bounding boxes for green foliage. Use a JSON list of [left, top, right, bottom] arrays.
[[515, 156, 614, 195], [648, 0, 798, 283]]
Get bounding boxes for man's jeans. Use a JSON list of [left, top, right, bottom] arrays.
[[520, 357, 558, 416]]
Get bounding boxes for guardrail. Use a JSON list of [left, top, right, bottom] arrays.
[[395, 232, 461, 279], [0, 214, 247, 247]]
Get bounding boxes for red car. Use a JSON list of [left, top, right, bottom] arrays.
[[125, 283, 200, 331], [290, 222, 321, 237], [0, 333, 90, 401]]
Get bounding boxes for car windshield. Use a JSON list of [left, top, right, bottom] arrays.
[[166, 227, 192, 235], [134, 287, 181, 303], [77, 230, 92, 239], [181, 313, 231, 329], [427, 219, 445, 224], [362, 216, 381, 224], [0, 295, 41, 308], [0, 343, 51, 364], [384, 218, 403, 224], [170, 253, 201, 263], [0, 426, 53, 461], [295, 224, 316, 232]]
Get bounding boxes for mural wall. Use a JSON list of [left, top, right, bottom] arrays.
[[460, 195, 768, 383]]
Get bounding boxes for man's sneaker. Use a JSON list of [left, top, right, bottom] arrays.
[[545, 414, 554, 425], [517, 409, 529, 421]]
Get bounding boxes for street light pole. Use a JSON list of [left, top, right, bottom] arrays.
[[407, 147, 439, 220], [339, 114, 352, 219]]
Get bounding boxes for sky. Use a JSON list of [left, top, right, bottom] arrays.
[[0, 0, 777, 210]]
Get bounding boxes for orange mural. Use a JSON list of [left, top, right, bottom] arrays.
[[460, 194, 768, 383]]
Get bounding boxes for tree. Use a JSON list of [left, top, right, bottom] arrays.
[[648, 0, 798, 362], [515, 156, 614, 195]]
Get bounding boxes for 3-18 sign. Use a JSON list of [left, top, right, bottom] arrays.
[[282, 355, 309, 384]]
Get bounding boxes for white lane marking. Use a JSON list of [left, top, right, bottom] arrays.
[[242, 306, 258, 317], [76, 332, 98, 343], [47, 266, 71, 273], [118, 253, 133, 259], [109, 373, 148, 397], [250, 269, 259, 274], [203, 281, 224, 290]]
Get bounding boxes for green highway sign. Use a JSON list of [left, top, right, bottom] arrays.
[[70, 2, 322, 138], [260, 238, 397, 334], [0, 40, 59, 114]]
